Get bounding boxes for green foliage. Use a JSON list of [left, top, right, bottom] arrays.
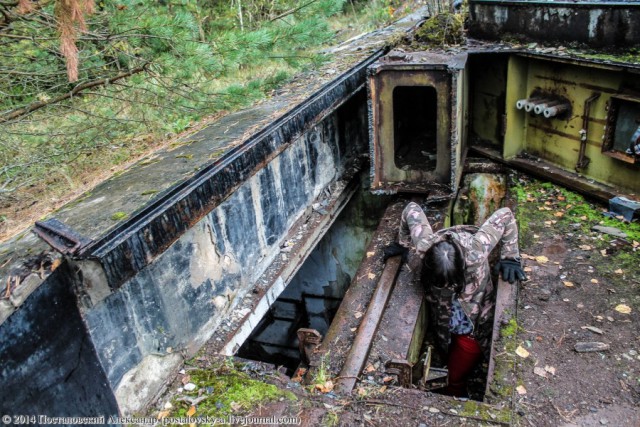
[[0, 0, 407, 237]]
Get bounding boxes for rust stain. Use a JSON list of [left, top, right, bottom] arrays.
[[528, 123, 582, 142]]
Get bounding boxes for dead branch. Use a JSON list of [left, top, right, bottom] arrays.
[[0, 62, 149, 124], [269, 0, 319, 22]]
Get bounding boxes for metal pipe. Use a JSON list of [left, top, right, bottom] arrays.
[[543, 102, 571, 118], [525, 97, 552, 112], [576, 93, 600, 171], [516, 98, 529, 110], [534, 100, 562, 115]]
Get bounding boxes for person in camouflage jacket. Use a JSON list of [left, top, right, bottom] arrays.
[[394, 201, 526, 396]]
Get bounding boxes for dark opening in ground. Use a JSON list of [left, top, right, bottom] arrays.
[[236, 176, 390, 375], [393, 85, 438, 170]]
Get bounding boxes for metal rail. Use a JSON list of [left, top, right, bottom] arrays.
[[335, 255, 403, 393]]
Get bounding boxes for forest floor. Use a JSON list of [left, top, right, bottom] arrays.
[[146, 172, 640, 426]]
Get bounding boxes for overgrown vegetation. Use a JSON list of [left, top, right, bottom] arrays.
[[514, 176, 640, 280], [413, 10, 465, 47], [0, 0, 407, 239], [163, 359, 296, 421]]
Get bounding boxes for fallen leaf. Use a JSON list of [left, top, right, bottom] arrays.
[[579, 245, 592, 251], [515, 345, 530, 358], [524, 267, 533, 272], [51, 258, 62, 271], [535, 255, 549, 264], [563, 281, 574, 287], [357, 387, 367, 397], [521, 253, 534, 259], [516, 385, 527, 395], [544, 365, 556, 375], [315, 380, 334, 393], [554, 211, 564, 217], [367, 273, 376, 280], [615, 304, 632, 314], [533, 234, 540, 239], [614, 269, 624, 275], [580, 216, 588, 220], [536, 336, 543, 342], [230, 402, 242, 412], [600, 249, 608, 257], [533, 367, 547, 378], [582, 325, 604, 335], [365, 364, 375, 373], [590, 279, 599, 284], [366, 251, 375, 258], [557, 196, 566, 201], [383, 376, 394, 383], [181, 375, 191, 385], [157, 410, 170, 420], [186, 406, 196, 417], [379, 385, 387, 393]]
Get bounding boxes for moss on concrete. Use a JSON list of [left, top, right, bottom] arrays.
[[168, 362, 296, 420], [414, 12, 465, 48], [459, 399, 511, 424]]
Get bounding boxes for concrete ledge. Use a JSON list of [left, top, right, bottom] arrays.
[[469, 1, 640, 47]]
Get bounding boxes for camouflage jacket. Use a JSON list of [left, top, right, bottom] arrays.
[[399, 202, 520, 356]]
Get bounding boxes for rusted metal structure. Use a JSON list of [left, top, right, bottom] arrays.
[[368, 52, 469, 197]]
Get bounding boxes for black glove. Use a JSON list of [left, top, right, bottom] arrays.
[[383, 242, 409, 263], [494, 258, 527, 283]]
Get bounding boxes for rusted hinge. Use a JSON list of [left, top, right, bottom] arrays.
[[32, 218, 92, 256], [297, 328, 322, 365]]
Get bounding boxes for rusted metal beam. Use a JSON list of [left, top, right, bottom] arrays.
[[32, 218, 92, 256], [485, 278, 518, 397], [335, 255, 402, 393], [303, 202, 403, 383]]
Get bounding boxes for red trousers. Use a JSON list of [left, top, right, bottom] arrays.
[[445, 334, 482, 397]]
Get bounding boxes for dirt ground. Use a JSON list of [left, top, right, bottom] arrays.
[[149, 171, 640, 426]]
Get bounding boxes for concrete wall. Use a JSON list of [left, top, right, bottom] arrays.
[[80, 92, 369, 413], [0, 263, 119, 418], [468, 1, 640, 47]]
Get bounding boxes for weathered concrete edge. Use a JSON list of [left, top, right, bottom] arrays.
[[216, 172, 361, 356], [85, 51, 385, 291], [468, 2, 640, 47]]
